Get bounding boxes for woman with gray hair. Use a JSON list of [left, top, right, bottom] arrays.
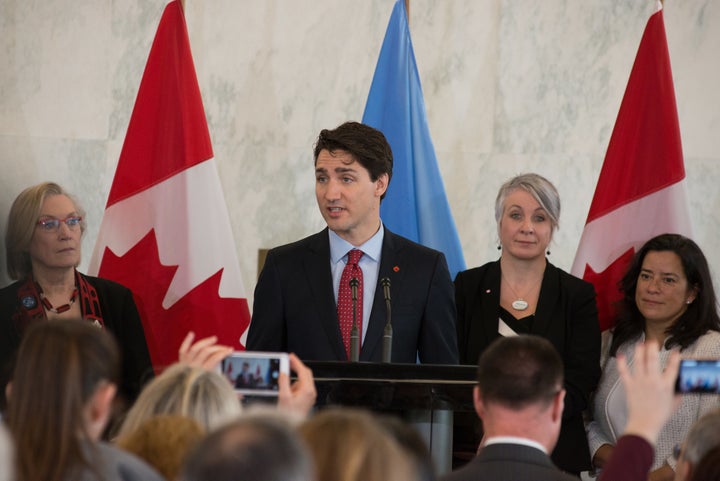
[[454, 173, 601, 475], [0, 182, 153, 410]]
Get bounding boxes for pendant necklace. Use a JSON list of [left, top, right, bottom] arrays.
[[502, 275, 535, 311]]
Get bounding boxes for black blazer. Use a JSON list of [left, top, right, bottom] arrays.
[[247, 227, 458, 364], [454, 260, 601, 474], [441, 443, 579, 481], [0, 274, 154, 408]]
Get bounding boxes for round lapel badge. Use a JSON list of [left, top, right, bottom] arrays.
[[21, 296, 38, 309]]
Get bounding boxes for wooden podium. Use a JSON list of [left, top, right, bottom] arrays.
[[304, 361, 476, 474]]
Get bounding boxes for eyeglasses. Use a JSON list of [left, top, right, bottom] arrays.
[[36, 216, 83, 231]]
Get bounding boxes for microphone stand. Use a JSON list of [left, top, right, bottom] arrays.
[[349, 278, 360, 362], [381, 277, 393, 363]]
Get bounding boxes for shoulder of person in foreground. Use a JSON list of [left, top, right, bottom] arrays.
[[95, 441, 166, 481]]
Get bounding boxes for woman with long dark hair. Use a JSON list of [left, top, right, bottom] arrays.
[[588, 233, 720, 481], [5, 320, 163, 481]]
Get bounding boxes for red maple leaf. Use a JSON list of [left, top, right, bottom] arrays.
[[582, 248, 636, 332], [98, 229, 250, 371]]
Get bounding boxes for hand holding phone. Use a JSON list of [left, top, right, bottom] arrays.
[[276, 353, 317, 416], [221, 351, 290, 396]]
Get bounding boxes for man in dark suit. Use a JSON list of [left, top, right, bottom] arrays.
[[234, 362, 256, 388], [442, 335, 577, 481], [247, 122, 457, 364]]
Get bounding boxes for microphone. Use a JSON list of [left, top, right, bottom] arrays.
[[349, 278, 360, 362], [380, 277, 393, 363]]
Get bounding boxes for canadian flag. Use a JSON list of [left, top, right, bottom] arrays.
[[89, 1, 250, 369], [571, 1, 692, 332]]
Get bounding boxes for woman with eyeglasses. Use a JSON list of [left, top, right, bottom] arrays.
[[587, 234, 720, 481], [0, 182, 153, 412]]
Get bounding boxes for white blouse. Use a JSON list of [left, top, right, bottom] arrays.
[[586, 329, 720, 471]]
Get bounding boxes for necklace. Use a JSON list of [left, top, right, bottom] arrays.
[[38, 286, 79, 314], [502, 274, 537, 311]]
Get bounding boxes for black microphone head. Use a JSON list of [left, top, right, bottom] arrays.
[[381, 277, 391, 300], [349, 278, 359, 288]]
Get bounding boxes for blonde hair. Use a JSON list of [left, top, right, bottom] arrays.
[[298, 408, 415, 481], [116, 414, 205, 481], [5, 182, 86, 279], [117, 363, 241, 437]]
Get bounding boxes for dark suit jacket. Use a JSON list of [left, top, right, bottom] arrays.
[[454, 260, 601, 474], [0, 274, 154, 408], [247, 227, 458, 363], [598, 435, 653, 481], [442, 443, 579, 481]]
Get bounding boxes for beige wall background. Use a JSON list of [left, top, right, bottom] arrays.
[[1, 0, 718, 305]]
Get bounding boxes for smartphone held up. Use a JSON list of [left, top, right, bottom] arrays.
[[221, 351, 290, 396], [675, 359, 720, 394]]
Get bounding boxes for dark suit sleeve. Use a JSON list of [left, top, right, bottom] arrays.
[[0, 285, 21, 410], [562, 280, 601, 418], [246, 250, 286, 352], [453, 270, 470, 363], [418, 252, 458, 364], [115, 288, 154, 401], [92, 277, 154, 404]]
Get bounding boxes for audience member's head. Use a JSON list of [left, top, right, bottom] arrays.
[[118, 363, 241, 437], [116, 414, 205, 481], [298, 407, 415, 481], [377, 415, 437, 481], [0, 423, 14, 481], [180, 414, 313, 481], [687, 444, 720, 481], [675, 409, 720, 481], [474, 335, 565, 452], [6, 319, 120, 481]]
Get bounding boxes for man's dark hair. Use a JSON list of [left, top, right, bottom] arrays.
[[180, 416, 313, 481], [313, 121, 393, 198], [476, 335, 563, 409]]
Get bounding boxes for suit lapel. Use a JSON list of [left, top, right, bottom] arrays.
[[479, 261, 502, 345], [533, 261, 558, 337], [303, 229, 347, 360]]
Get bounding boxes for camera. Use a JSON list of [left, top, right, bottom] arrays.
[[675, 359, 720, 394], [221, 351, 289, 396]]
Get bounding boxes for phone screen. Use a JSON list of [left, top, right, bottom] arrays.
[[675, 360, 720, 394], [221, 352, 287, 396]]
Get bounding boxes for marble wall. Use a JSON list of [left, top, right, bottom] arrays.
[[1, 0, 719, 303]]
